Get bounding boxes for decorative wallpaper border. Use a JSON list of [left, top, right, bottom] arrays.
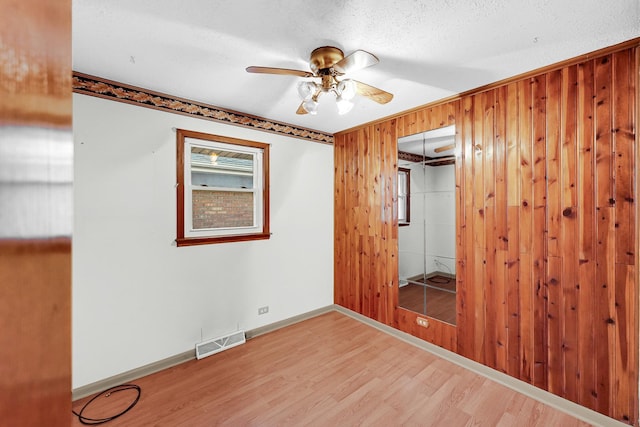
[[398, 151, 423, 163], [72, 72, 334, 145]]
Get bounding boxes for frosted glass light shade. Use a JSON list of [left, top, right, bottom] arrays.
[[297, 81, 316, 100], [302, 98, 318, 115], [337, 79, 356, 100], [336, 96, 354, 115]]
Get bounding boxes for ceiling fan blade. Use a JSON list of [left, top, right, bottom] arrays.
[[296, 102, 308, 115], [334, 50, 379, 74], [434, 143, 456, 153], [354, 80, 393, 104], [246, 66, 314, 78]]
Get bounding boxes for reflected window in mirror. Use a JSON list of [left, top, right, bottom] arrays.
[[398, 167, 410, 226]]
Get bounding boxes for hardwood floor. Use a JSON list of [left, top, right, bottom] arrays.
[[72, 312, 591, 426], [399, 274, 457, 324]]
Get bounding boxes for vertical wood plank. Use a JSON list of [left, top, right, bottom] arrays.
[[611, 48, 637, 424], [350, 131, 360, 312], [495, 86, 509, 251], [613, 264, 635, 423], [506, 204, 521, 377], [531, 75, 548, 390], [355, 129, 364, 314], [384, 120, 398, 327], [334, 133, 345, 307], [473, 93, 487, 364], [482, 90, 498, 370], [613, 49, 635, 266], [404, 111, 418, 137], [595, 207, 616, 416], [396, 115, 405, 138], [594, 54, 616, 418], [505, 82, 521, 378], [507, 82, 522, 207], [560, 64, 579, 404], [544, 69, 563, 395], [547, 69, 562, 259], [494, 86, 509, 373], [546, 255, 563, 395], [576, 58, 597, 410], [417, 109, 428, 134], [454, 98, 465, 332], [517, 78, 535, 384], [367, 126, 377, 320], [458, 96, 476, 359], [595, 56, 614, 208]]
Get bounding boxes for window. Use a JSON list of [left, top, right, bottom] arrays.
[[176, 129, 270, 246], [398, 167, 410, 226]]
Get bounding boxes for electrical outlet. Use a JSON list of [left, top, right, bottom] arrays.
[[416, 317, 429, 328], [258, 306, 269, 315]]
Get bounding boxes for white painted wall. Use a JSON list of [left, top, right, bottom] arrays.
[[424, 164, 456, 274], [72, 94, 334, 388], [398, 163, 455, 283]]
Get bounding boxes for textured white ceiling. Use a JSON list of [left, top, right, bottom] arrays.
[[72, 0, 639, 134]]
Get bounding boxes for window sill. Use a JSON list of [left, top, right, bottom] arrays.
[[176, 232, 271, 247]]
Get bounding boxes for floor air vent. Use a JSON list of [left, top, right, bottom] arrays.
[[196, 330, 246, 360]]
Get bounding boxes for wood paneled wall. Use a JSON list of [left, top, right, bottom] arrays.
[[334, 103, 459, 351], [335, 119, 398, 327], [334, 44, 638, 424]]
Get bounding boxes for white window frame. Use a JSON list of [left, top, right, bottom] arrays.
[[185, 139, 263, 238]]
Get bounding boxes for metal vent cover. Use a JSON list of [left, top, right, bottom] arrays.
[[196, 330, 246, 360]]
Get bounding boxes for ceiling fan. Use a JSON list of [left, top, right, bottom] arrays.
[[246, 46, 393, 115]]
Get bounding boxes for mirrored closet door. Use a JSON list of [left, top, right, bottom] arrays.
[[397, 125, 457, 325]]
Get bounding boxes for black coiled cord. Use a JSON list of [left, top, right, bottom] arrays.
[[72, 384, 141, 425]]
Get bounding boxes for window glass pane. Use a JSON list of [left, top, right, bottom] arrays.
[[398, 171, 407, 196], [192, 190, 254, 229], [398, 195, 406, 222], [190, 147, 254, 189], [398, 169, 409, 223]]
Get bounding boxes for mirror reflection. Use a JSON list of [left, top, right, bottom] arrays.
[[397, 125, 456, 325]]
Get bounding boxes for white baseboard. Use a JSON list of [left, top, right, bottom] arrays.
[[72, 349, 195, 400], [72, 305, 335, 401], [244, 305, 335, 339]]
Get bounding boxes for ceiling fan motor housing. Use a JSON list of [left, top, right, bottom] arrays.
[[310, 46, 344, 74]]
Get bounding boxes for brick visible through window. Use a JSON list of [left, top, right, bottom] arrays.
[[192, 190, 254, 229]]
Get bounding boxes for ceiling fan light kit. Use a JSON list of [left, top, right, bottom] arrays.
[[302, 97, 319, 115], [297, 81, 316, 100], [297, 77, 357, 115], [246, 46, 393, 116]]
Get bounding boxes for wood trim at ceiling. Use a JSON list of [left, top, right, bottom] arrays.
[[337, 37, 640, 135], [72, 72, 334, 145]]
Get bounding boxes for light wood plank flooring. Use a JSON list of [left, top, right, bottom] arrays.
[[72, 311, 591, 426], [398, 284, 457, 325]]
